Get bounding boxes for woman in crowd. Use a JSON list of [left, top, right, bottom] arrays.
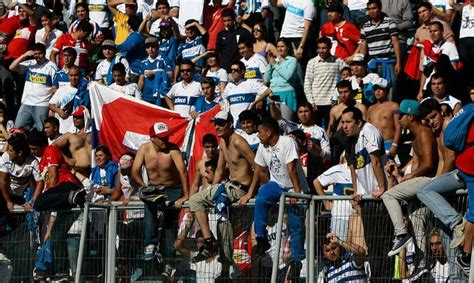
[[252, 22, 274, 59], [202, 51, 228, 95]]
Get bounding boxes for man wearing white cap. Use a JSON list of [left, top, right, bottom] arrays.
[[367, 78, 401, 157], [189, 110, 258, 276], [131, 121, 189, 261]]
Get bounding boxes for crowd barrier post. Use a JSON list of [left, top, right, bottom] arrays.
[[75, 202, 90, 282], [106, 204, 117, 282], [271, 193, 287, 283], [308, 198, 316, 282]]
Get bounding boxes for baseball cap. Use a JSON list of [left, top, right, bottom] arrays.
[[102, 39, 115, 48], [350, 53, 365, 65], [212, 111, 233, 125], [373, 78, 388, 90], [395, 99, 420, 116], [149, 122, 170, 138], [119, 154, 133, 169], [72, 106, 86, 117]]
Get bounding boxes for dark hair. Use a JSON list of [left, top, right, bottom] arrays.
[[468, 82, 474, 92], [431, 72, 445, 83], [96, 145, 112, 159], [341, 66, 351, 74], [252, 22, 268, 41], [31, 43, 46, 53], [288, 129, 307, 144], [221, 8, 236, 19], [297, 101, 314, 112], [63, 47, 77, 58], [328, 2, 344, 14], [202, 133, 218, 146], [184, 19, 200, 35], [112, 62, 126, 74], [276, 37, 293, 55], [127, 15, 141, 31], [367, 0, 382, 8], [76, 20, 93, 33], [201, 77, 216, 88], [419, 98, 441, 118], [180, 60, 195, 71], [40, 10, 53, 20], [75, 2, 89, 12], [7, 133, 30, 158], [317, 37, 332, 49], [259, 117, 280, 134], [417, 2, 433, 11], [202, 50, 221, 75], [155, 0, 170, 9], [342, 106, 363, 121], [28, 129, 48, 147], [239, 110, 259, 124], [230, 60, 246, 72], [44, 116, 60, 128], [336, 79, 353, 91], [429, 21, 444, 31], [204, 158, 218, 171], [238, 38, 253, 49]]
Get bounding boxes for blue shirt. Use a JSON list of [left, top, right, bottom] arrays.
[[159, 36, 178, 69], [140, 56, 170, 103], [116, 31, 146, 74], [177, 36, 206, 67]]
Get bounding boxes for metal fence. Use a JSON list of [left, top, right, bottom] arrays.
[[0, 192, 472, 282]]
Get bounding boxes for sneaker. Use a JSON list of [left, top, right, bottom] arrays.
[[408, 267, 429, 281], [32, 267, 46, 281], [287, 260, 303, 282], [450, 222, 465, 249], [388, 234, 413, 257], [456, 253, 471, 277], [192, 238, 217, 263], [50, 273, 69, 282], [254, 237, 271, 258], [0, 252, 10, 265], [144, 244, 156, 261], [161, 264, 176, 278], [72, 189, 86, 208], [229, 265, 243, 279]]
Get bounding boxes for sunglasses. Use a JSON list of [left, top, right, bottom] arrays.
[[180, 69, 192, 73], [253, 29, 262, 32], [231, 68, 240, 73]]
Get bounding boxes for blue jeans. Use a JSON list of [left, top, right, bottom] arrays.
[[143, 186, 182, 257], [417, 170, 464, 231], [15, 104, 49, 131], [254, 181, 305, 261], [458, 171, 474, 223]]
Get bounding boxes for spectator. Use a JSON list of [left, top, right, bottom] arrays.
[[10, 43, 57, 131], [51, 20, 93, 71], [138, 37, 170, 105], [108, 0, 139, 45], [223, 61, 271, 125], [304, 37, 346, 129], [251, 22, 275, 59], [234, 0, 270, 29], [0, 103, 14, 153], [347, 0, 368, 27], [176, 20, 207, 75], [358, 0, 401, 100], [347, 53, 381, 103], [189, 134, 218, 195], [109, 63, 142, 99], [69, 2, 104, 46], [115, 16, 146, 80], [94, 39, 131, 86], [458, 0, 474, 81], [367, 79, 401, 158], [428, 73, 461, 114], [264, 38, 297, 121], [429, 0, 453, 23], [43, 116, 60, 144], [276, 0, 315, 61], [216, 8, 253, 72], [164, 60, 202, 117], [88, 0, 113, 39], [426, 229, 449, 282], [235, 109, 260, 151], [414, 2, 454, 45], [147, 0, 172, 37], [90, 145, 118, 202], [238, 38, 267, 81], [35, 11, 63, 60], [320, 2, 361, 61], [191, 77, 220, 116], [202, 51, 228, 95], [156, 19, 179, 73], [381, 0, 412, 58], [319, 0, 351, 27]]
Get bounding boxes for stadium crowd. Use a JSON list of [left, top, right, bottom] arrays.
[[0, 0, 473, 281]]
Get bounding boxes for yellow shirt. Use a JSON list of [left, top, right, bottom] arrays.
[[114, 12, 131, 45]]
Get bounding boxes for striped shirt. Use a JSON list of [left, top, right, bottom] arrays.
[[304, 55, 346, 106], [326, 252, 367, 283], [360, 16, 399, 59]]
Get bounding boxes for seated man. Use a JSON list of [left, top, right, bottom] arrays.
[[109, 63, 142, 99], [235, 110, 260, 152], [190, 134, 218, 195]]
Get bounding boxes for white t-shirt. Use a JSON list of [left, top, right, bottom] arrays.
[[280, 0, 315, 38], [204, 68, 228, 95], [18, 59, 58, 107], [241, 53, 267, 81], [169, 0, 205, 35], [264, 223, 288, 269], [460, 5, 474, 39], [0, 153, 42, 196], [235, 129, 260, 151], [299, 124, 331, 160], [433, 94, 461, 112], [348, 0, 368, 10], [88, 0, 111, 28], [94, 56, 131, 83], [423, 41, 459, 66], [49, 84, 78, 134], [430, 0, 452, 14], [35, 28, 63, 59], [255, 135, 308, 191], [430, 260, 449, 283], [353, 122, 385, 195], [166, 81, 202, 117], [109, 83, 142, 99], [223, 80, 268, 124]]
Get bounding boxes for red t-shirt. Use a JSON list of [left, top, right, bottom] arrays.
[[320, 21, 360, 59], [4, 24, 37, 60], [456, 123, 474, 176], [40, 145, 80, 190], [53, 33, 92, 70], [204, 5, 225, 50], [0, 16, 21, 36]]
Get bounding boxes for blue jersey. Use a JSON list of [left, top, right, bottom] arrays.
[[116, 32, 146, 75], [140, 56, 170, 104], [53, 69, 88, 93], [158, 36, 178, 70], [177, 36, 206, 67]]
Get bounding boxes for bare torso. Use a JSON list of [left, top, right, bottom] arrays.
[[68, 133, 92, 175], [220, 133, 253, 186], [143, 142, 181, 187], [411, 126, 438, 177], [368, 101, 399, 141]]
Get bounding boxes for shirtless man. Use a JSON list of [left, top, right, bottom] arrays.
[[131, 122, 189, 260], [327, 80, 367, 138], [381, 100, 438, 279], [189, 111, 258, 272], [367, 79, 401, 157], [190, 133, 218, 195], [53, 106, 92, 176]]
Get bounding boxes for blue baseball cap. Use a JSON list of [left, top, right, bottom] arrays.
[[395, 99, 420, 116]]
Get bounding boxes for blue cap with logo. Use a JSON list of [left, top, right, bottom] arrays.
[[395, 99, 420, 116]]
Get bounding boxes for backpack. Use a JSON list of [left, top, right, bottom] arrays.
[[444, 103, 474, 152]]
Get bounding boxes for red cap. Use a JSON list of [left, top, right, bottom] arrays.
[[72, 106, 86, 117], [149, 122, 170, 138]]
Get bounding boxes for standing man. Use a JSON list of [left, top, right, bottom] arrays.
[[304, 37, 346, 129], [68, 2, 103, 46], [108, 0, 139, 46], [246, 117, 309, 280], [216, 8, 252, 72], [131, 122, 189, 260], [9, 43, 57, 131], [43, 117, 61, 144]]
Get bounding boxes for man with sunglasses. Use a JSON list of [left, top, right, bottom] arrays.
[[381, 99, 438, 280], [189, 111, 258, 277], [131, 122, 189, 261], [164, 60, 201, 117]]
